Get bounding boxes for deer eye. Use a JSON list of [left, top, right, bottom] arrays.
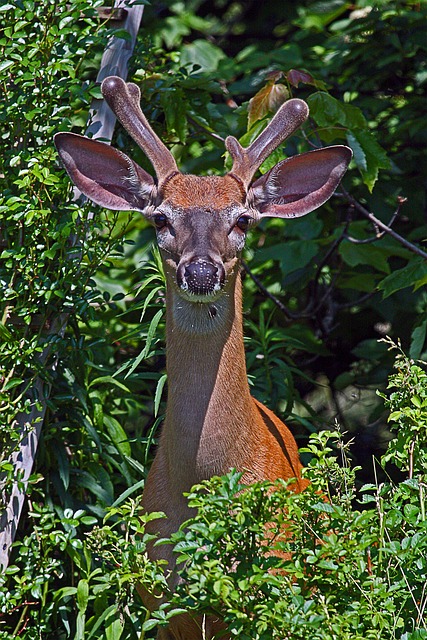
[[235, 215, 250, 232], [154, 213, 168, 229]]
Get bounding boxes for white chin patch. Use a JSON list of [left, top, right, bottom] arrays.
[[178, 285, 222, 303]]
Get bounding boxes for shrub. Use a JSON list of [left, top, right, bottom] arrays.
[[153, 342, 427, 639]]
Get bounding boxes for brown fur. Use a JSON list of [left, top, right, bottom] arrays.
[[162, 174, 245, 209]]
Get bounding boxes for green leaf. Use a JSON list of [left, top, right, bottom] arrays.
[[410, 319, 427, 359], [346, 130, 390, 191], [89, 376, 130, 392], [0, 322, 13, 341], [75, 611, 85, 640], [76, 579, 89, 613], [160, 88, 188, 143], [312, 501, 335, 513], [0, 60, 14, 74], [74, 464, 114, 505], [56, 442, 70, 491], [103, 415, 131, 457], [339, 273, 378, 292], [154, 373, 167, 417], [53, 586, 78, 602], [4, 377, 24, 391], [142, 619, 159, 632], [105, 616, 123, 640], [345, 130, 366, 171], [122, 308, 164, 379], [180, 39, 226, 73], [254, 240, 318, 274], [307, 91, 366, 129], [378, 258, 427, 298], [340, 242, 390, 273], [307, 92, 390, 190], [110, 28, 131, 42], [110, 479, 145, 508], [87, 604, 119, 640]]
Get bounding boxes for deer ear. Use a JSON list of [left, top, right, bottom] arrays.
[[249, 146, 352, 219], [54, 132, 155, 212]]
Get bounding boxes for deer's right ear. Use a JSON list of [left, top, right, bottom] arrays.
[[54, 132, 155, 212]]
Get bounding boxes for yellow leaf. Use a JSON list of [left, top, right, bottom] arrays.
[[248, 83, 289, 129]]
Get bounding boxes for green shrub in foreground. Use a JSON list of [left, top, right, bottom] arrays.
[[48, 339, 425, 640], [149, 341, 427, 639]]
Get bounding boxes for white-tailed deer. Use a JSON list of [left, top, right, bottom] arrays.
[[55, 76, 351, 639]]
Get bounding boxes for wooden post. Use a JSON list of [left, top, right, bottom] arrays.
[[0, 0, 144, 571]]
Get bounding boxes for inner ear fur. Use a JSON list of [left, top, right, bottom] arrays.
[[249, 145, 352, 219], [54, 132, 155, 212]]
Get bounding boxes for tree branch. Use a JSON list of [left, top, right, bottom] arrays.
[[241, 260, 297, 319], [339, 189, 427, 260]]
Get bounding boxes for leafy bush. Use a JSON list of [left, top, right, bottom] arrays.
[[0, 1, 164, 636], [148, 342, 427, 639]]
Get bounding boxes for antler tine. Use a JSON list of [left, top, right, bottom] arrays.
[[226, 98, 309, 189], [101, 76, 179, 186]]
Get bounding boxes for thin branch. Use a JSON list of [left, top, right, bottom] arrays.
[[337, 291, 376, 310], [241, 260, 297, 320], [308, 220, 350, 315], [339, 189, 427, 260], [242, 222, 346, 323], [187, 115, 225, 144], [343, 198, 404, 245]]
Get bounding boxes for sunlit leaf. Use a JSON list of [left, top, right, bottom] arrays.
[[307, 91, 366, 129], [248, 82, 289, 128]]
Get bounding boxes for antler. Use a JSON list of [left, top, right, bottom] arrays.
[[101, 76, 179, 186], [226, 99, 309, 189]]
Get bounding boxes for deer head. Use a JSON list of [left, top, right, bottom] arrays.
[[54, 76, 351, 302]]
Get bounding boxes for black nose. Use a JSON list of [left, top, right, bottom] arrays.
[[179, 260, 222, 296]]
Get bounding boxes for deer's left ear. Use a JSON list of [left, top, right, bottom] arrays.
[[249, 146, 352, 219]]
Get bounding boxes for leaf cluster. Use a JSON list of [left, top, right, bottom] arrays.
[[152, 347, 427, 638]]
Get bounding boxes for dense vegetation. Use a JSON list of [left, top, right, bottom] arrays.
[[0, 0, 426, 637]]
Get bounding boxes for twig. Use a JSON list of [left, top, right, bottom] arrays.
[[344, 198, 404, 244], [187, 115, 225, 144], [339, 188, 427, 260], [308, 221, 350, 316], [241, 260, 297, 320], [336, 291, 376, 310]]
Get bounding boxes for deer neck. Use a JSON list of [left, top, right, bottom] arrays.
[[162, 265, 256, 487]]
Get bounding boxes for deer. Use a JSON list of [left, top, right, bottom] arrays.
[[54, 75, 352, 639]]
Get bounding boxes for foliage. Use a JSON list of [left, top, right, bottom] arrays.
[[0, 0, 165, 636], [1, 0, 427, 638], [153, 344, 427, 639]]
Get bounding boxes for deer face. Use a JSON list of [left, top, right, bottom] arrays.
[[151, 174, 250, 301], [55, 76, 352, 305]]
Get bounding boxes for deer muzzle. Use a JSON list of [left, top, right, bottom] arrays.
[[177, 259, 225, 298]]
